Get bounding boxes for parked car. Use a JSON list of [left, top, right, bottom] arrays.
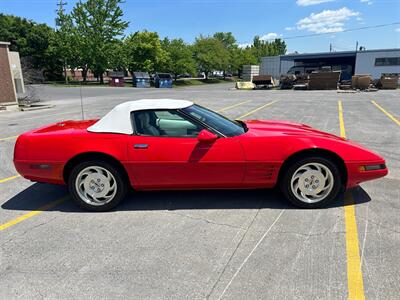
[[14, 99, 388, 211], [177, 73, 192, 79]]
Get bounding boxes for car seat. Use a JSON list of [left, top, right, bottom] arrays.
[[137, 112, 160, 136]]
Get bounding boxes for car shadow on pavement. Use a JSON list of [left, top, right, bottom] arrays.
[[2, 183, 371, 212]]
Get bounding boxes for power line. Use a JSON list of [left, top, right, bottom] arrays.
[[269, 21, 400, 41]]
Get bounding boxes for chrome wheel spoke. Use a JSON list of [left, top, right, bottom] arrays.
[[290, 162, 334, 204], [75, 166, 117, 206]]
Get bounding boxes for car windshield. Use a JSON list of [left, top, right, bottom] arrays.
[[182, 104, 246, 137]]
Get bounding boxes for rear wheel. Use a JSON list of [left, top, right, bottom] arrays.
[[280, 157, 341, 208], [68, 160, 127, 211]]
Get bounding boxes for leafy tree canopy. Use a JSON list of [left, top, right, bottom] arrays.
[[193, 36, 229, 79], [71, 0, 128, 82], [124, 30, 168, 73], [161, 38, 196, 79], [0, 13, 57, 71]]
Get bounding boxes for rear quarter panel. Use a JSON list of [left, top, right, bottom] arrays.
[[14, 125, 128, 184]]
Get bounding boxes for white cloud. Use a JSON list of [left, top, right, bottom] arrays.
[[396, 28, 400, 32], [238, 43, 252, 49], [285, 26, 295, 31], [238, 33, 282, 49], [260, 32, 281, 40], [296, 0, 336, 6], [360, 0, 373, 5], [296, 7, 360, 33]]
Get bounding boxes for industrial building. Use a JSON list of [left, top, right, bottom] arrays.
[[260, 48, 400, 81], [0, 41, 24, 106]]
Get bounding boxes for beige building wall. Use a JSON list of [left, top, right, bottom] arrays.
[[9, 51, 25, 94], [0, 42, 17, 104]]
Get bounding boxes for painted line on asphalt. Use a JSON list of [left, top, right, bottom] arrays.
[[0, 135, 18, 141], [0, 196, 68, 231], [338, 101, 346, 138], [371, 100, 400, 126], [0, 175, 21, 184], [344, 192, 365, 300], [338, 100, 365, 300], [236, 100, 278, 120], [217, 210, 285, 300], [216, 100, 251, 113]]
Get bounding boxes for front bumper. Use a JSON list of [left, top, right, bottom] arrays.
[[346, 160, 388, 188]]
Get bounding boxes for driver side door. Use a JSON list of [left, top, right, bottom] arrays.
[[125, 110, 246, 189]]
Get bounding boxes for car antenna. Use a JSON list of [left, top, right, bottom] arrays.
[[79, 80, 84, 120]]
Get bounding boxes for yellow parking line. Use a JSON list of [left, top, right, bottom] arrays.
[[338, 100, 365, 300], [236, 100, 278, 120], [217, 100, 251, 113], [0, 135, 18, 141], [344, 192, 365, 300], [0, 174, 21, 184], [371, 100, 400, 126], [0, 196, 68, 231], [338, 101, 346, 138]]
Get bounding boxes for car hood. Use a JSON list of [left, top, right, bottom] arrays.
[[242, 119, 385, 162], [244, 120, 344, 140]]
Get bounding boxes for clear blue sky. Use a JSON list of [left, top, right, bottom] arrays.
[[1, 0, 399, 53]]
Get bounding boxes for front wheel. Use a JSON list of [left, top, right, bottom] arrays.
[[68, 161, 127, 211], [280, 157, 342, 208]]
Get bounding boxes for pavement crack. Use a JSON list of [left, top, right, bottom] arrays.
[[216, 210, 285, 300], [0, 216, 58, 247], [273, 229, 346, 238], [357, 217, 400, 234], [205, 203, 264, 300], [166, 211, 245, 230]]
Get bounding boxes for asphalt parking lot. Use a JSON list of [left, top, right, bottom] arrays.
[[1, 83, 399, 299]]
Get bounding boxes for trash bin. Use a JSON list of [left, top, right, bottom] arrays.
[[132, 72, 150, 88], [155, 73, 173, 88], [109, 71, 125, 87]]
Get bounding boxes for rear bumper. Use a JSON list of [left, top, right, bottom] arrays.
[[14, 160, 66, 185], [346, 160, 388, 188]]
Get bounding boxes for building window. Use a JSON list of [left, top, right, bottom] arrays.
[[375, 57, 400, 66]]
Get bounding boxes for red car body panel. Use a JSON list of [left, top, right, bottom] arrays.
[[13, 118, 388, 190]]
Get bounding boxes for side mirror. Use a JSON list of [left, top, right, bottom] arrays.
[[197, 129, 218, 143]]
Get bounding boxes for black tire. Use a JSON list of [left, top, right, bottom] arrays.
[[280, 157, 342, 208], [68, 160, 127, 212]]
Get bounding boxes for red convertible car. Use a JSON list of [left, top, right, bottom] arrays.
[[14, 99, 388, 211]]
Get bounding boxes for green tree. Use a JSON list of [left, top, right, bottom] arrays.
[[72, 0, 128, 83], [124, 31, 168, 73], [232, 46, 258, 76], [193, 36, 229, 79], [54, 1, 75, 83], [251, 36, 287, 62], [161, 38, 195, 80], [0, 13, 62, 79], [108, 39, 127, 71], [213, 32, 237, 78]]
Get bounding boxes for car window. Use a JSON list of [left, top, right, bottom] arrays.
[[182, 104, 245, 137], [132, 110, 203, 137]]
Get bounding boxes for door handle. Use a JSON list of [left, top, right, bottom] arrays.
[[134, 144, 148, 149]]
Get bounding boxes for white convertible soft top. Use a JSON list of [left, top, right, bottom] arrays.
[[87, 99, 193, 134]]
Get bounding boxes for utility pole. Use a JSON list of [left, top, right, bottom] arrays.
[[56, 0, 67, 26], [355, 41, 359, 52], [56, 0, 69, 84], [330, 43, 332, 52]]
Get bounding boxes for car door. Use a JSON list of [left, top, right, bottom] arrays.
[[125, 110, 246, 189]]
